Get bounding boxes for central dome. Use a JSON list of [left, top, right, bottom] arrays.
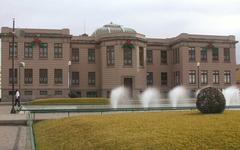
[[92, 22, 136, 36]]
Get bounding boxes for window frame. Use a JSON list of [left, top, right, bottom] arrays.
[[9, 42, 18, 58], [9, 68, 18, 84], [54, 69, 63, 84], [161, 50, 167, 64], [88, 49, 95, 63], [71, 48, 79, 63], [123, 48, 132, 66], [212, 70, 219, 84], [146, 49, 153, 64], [212, 47, 219, 61], [88, 72, 96, 86], [224, 71, 231, 84], [147, 72, 153, 86], [54, 43, 63, 58], [24, 42, 33, 58], [39, 69, 48, 84], [201, 70, 208, 84], [224, 48, 230, 62], [161, 72, 168, 86], [106, 46, 115, 66], [24, 69, 33, 84], [39, 43, 48, 58], [200, 47, 207, 62], [189, 70, 196, 84], [188, 47, 195, 62], [72, 72, 79, 86]]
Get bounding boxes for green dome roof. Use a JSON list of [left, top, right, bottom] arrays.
[[92, 22, 136, 36]]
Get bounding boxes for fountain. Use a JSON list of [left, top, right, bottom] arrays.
[[168, 86, 190, 107], [110, 86, 130, 108], [140, 87, 161, 108], [223, 86, 240, 106]]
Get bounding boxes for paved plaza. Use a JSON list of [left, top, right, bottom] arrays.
[[0, 105, 30, 150]]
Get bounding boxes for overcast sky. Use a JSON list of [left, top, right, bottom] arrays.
[[0, 0, 239, 63]]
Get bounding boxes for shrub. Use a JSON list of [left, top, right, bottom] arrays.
[[68, 90, 80, 98], [196, 87, 225, 113]]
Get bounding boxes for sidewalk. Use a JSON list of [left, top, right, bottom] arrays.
[[0, 104, 84, 150], [0, 105, 30, 150]]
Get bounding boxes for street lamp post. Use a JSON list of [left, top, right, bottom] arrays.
[[197, 62, 200, 89], [10, 18, 15, 114], [68, 61, 71, 91], [19, 62, 25, 99]]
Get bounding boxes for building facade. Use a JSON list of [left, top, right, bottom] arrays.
[[0, 23, 238, 101], [236, 64, 240, 85]]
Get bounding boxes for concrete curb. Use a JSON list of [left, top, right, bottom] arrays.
[[0, 102, 28, 105], [0, 120, 27, 126]]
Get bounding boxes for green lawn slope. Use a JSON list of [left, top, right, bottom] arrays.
[[28, 98, 109, 105], [34, 110, 240, 150]]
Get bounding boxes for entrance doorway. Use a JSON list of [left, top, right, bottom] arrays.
[[124, 77, 133, 97]]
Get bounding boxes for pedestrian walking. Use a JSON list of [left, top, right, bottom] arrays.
[[14, 90, 21, 107]]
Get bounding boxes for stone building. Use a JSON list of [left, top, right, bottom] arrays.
[[0, 23, 238, 101], [236, 64, 240, 85]]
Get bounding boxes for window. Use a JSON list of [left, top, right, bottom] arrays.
[[54, 69, 62, 84], [88, 72, 95, 86], [201, 47, 207, 61], [39, 69, 48, 84], [147, 72, 153, 86], [123, 48, 132, 65], [224, 48, 230, 62], [39, 43, 48, 58], [213, 71, 219, 84], [161, 50, 167, 64], [147, 49, 153, 64], [88, 49, 95, 63], [55, 90, 62, 95], [72, 72, 79, 85], [188, 47, 195, 62], [24, 69, 33, 84], [24, 91, 32, 95], [87, 91, 97, 97], [161, 72, 168, 86], [106, 46, 114, 65], [174, 71, 180, 85], [54, 43, 63, 58], [189, 70, 196, 84], [139, 47, 144, 66], [212, 48, 219, 61], [173, 48, 179, 64], [201, 70, 208, 84], [24, 42, 33, 58], [72, 48, 79, 63], [224, 71, 231, 84], [9, 69, 17, 84], [9, 42, 18, 58], [40, 90, 48, 95]]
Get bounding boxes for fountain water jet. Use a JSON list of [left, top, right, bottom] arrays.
[[140, 88, 161, 108], [110, 86, 130, 108], [168, 86, 190, 107], [222, 86, 240, 106]]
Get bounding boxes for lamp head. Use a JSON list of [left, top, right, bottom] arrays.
[[197, 62, 200, 67], [19, 62, 25, 67]]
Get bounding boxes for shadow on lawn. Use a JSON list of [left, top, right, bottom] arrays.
[[184, 111, 225, 116]]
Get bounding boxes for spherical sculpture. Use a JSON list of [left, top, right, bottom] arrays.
[[196, 87, 226, 113]]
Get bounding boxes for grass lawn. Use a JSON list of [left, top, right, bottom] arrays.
[[28, 98, 109, 105], [33, 110, 240, 150]]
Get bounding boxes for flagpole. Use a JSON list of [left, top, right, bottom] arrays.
[[10, 18, 16, 114]]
